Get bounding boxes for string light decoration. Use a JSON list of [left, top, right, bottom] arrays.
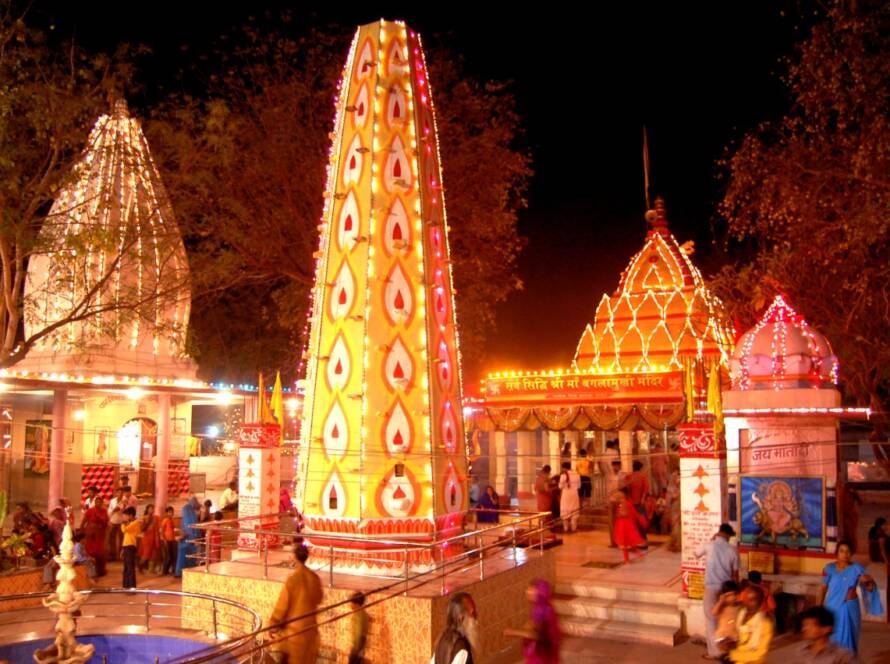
[[729, 294, 839, 391], [20, 99, 194, 381], [573, 197, 735, 375], [297, 20, 468, 550]]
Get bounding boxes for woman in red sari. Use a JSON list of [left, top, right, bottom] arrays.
[[138, 504, 162, 574], [80, 496, 109, 577]]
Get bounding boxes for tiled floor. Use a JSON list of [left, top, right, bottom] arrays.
[[551, 528, 682, 591]]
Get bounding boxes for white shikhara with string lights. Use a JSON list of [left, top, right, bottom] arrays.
[[297, 20, 468, 545], [20, 99, 193, 381]]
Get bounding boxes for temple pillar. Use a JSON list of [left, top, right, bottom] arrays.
[[491, 431, 508, 497], [154, 394, 172, 512], [48, 389, 67, 510], [516, 430, 535, 499], [618, 429, 633, 473], [547, 431, 561, 474]]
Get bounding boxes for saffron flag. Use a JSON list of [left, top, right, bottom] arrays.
[[257, 373, 271, 423], [270, 371, 285, 442], [707, 364, 724, 437]]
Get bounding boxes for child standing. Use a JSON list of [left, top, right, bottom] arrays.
[[120, 507, 141, 588], [614, 488, 647, 563], [161, 506, 178, 575]]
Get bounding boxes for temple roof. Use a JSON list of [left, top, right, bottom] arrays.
[[573, 198, 734, 373], [18, 100, 195, 381], [729, 294, 838, 390]]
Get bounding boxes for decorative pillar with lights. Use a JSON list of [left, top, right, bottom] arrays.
[[298, 20, 467, 557], [237, 423, 282, 550]]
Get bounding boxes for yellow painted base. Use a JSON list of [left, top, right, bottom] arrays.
[[745, 550, 833, 575], [183, 553, 555, 663]]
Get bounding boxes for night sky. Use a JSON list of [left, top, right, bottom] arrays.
[[33, 2, 809, 380]]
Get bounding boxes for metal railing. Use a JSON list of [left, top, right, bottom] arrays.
[[190, 507, 553, 588], [0, 588, 262, 663], [169, 505, 567, 663]]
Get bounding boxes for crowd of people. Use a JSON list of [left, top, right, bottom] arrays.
[[11, 474, 239, 592], [698, 523, 884, 663], [526, 442, 681, 557]]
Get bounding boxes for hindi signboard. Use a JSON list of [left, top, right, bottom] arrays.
[[678, 423, 726, 598], [482, 371, 684, 405]]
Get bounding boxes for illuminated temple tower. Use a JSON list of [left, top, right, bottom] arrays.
[[298, 21, 467, 553]]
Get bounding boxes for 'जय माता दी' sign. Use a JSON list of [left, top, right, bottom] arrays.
[[482, 371, 684, 404]]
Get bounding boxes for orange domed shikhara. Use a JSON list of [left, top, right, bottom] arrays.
[[573, 198, 734, 375]]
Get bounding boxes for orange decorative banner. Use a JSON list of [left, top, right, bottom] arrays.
[[482, 371, 684, 405]]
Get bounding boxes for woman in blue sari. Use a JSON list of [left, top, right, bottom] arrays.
[[174, 497, 201, 577], [819, 541, 883, 654]]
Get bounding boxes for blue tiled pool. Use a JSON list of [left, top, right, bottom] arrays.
[[0, 634, 217, 663]]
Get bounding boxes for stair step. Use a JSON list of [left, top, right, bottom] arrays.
[[558, 615, 680, 646], [555, 580, 678, 606], [553, 594, 681, 628]]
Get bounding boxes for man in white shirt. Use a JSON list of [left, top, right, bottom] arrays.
[[82, 485, 100, 510], [219, 481, 239, 512], [107, 488, 125, 560], [558, 461, 581, 533], [695, 523, 740, 660], [606, 458, 627, 547]]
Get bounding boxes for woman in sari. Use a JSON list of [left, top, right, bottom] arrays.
[[505, 579, 560, 663], [819, 540, 883, 654], [523, 579, 560, 663], [80, 496, 109, 577], [175, 497, 201, 577], [138, 504, 162, 574]]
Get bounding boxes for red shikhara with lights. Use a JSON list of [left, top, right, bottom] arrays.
[[297, 20, 467, 559]]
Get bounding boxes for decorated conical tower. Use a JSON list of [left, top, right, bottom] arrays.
[[298, 21, 467, 556]]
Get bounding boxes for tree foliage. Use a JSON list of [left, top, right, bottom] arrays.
[[149, 19, 531, 383], [712, 1, 890, 453]]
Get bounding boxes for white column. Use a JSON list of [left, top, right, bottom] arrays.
[[547, 431, 561, 474], [492, 431, 508, 496], [618, 429, 633, 473], [154, 394, 172, 512], [516, 430, 535, 499], [48, 389, 67, 510]]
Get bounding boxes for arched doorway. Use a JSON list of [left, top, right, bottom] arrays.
[[118, 417, 158, 493]]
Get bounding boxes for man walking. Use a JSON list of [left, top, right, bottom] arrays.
[[267, 542, 324, 663], [696, 523, 740, 661]]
